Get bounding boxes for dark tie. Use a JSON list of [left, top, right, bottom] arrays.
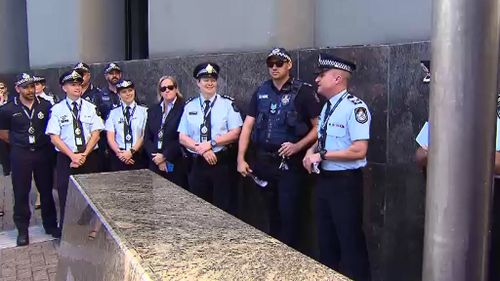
[[72, 101, 86, 152], [125, 106, 131, 120], [72, 101, 79, 117], [319, 101, 331, 150], [204, 100, 212, 141]]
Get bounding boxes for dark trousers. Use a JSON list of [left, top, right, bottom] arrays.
[[110, 150, 146, 171], [0, 139, 11, 175], [10, 146, 57, 232], [97, 132, 110, 172], [188, 153, 232, 212], [56, 151, 99, 228], [252, 152, 303, 248], [149, 160, 188, 190], [490, 179, 500, 281], [315, 169, 371, 281]]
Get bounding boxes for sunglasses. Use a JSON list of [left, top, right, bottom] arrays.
[[160, 85, 176, 92], [266, 60, 286, 68], [0, 86, 5, 90]]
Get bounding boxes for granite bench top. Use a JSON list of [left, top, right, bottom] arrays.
[[71, 169, 349, 280]]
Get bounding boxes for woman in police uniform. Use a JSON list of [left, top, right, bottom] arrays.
[[105, 79, 147, 171], [144, 76, 187, 188], [178, 63, 242, 211]]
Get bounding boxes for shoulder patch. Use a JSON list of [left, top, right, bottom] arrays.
[[186, 96, 197, 104], [354, 107, 368, 124], [347, 94, 363, 105], [221, 95, 235, 101]]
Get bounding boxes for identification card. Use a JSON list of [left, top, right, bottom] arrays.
[[76, 137, 83, 146], [29, 135, 35, 144], [157, 141, 162, 150]]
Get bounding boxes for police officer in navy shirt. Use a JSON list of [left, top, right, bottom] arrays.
[[303, 53, 371, 281], [73, 62, 102, 104], [46, 70, 104, 228], [0, 73, 59, 246], [237, 48, 321, 247], [178, 63, 242, 212]]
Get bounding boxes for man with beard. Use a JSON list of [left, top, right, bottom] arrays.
[[237, 48, 321, 248], [0, 73, 60, 246], [302, 53, 371, 281], [73, 62, 102, 104], [46, 70, 103, 229]]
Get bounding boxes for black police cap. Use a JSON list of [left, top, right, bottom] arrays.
[[104, 63, 121, 74], [59, 70, 83, 85], [15, 73, 35, 87], [420, 60, 431, 84], [73, 62, 91, 73], [32, 76, 46, 83], [316, 53, 356, 74], [193, 62, 220, 79], [116, 79, 134, 92], [267, 47, 292, 62]]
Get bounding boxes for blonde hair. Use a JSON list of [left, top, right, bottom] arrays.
[[157, 76, 182, 102]]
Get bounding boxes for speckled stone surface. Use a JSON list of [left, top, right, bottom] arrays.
[[56, 170, 348, 281]]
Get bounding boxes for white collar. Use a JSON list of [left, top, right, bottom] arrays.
[[328, 89, 348, 104]]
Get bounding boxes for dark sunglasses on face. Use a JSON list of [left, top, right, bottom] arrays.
[[266, 60, 286, 68], [0, 86, 5, 90], [160, 85, 176, 92]]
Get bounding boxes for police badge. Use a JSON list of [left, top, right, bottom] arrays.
[[354, 107, 368, 124], [37, 111, 44, 119], [281, 94, 290, 105], [270, 103, 278, 114]]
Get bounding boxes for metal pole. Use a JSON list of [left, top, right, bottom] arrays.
[[422, 0, 500, 280]]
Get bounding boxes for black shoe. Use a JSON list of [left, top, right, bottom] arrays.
[[16, 231, 29, 246], [45, 227, 62, 239]]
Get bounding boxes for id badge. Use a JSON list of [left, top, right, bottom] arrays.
[[29, 135, 35, 144], [157, 141, 162, 150], [76, 137, 83, 146]]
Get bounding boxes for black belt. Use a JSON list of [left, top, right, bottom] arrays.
[[320, 168, 362, 178], [12, 145, 48, 152]]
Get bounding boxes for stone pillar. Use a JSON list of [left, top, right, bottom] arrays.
[[26, 0, 126, 68], [148, 0, 315, 58]]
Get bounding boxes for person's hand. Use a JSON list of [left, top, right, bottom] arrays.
[[124, 158, 135, 165], [303, 153, 321, 174], [203, 150, 217, 165], [237, 159, 253, 177], [151, 153, 166, 165], [70, 153, 84, 168], [158, 162, 167, 171], [196, 141, 212, 155], [121, 150, 133, 161], [279, 142, 300, 157], [421, 145, 428, 151]]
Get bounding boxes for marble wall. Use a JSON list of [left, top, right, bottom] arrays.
[[1, 42, 432, 281]]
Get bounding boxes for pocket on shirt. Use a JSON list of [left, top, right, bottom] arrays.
[[327, 124, 346, 137]]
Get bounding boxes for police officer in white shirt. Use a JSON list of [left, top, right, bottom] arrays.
[[105, 79, 147, 171], [178, 62, 242, 212], [46, 70, 104, 228], [302, 53, 371, 281]]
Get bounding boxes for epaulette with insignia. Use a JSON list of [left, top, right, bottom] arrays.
[[347, 94, 363, 105], [186, 96, 197, 104], [221, 95, 235, 101]]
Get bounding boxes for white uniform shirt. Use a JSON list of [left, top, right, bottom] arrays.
[[178, 93, 242, 153], [319, 90, 371, 171], [45, 97, 104, 152], [105, 101, 147, 149]]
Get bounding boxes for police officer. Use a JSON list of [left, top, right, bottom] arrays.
[[415, 60, 431, 170], [0, 73, 59, 246], [73, 62, 102, 104], [105, 79, 148, 171], [33, 76, 59, 105], [178, 62, 242, 212], [95, 62, 122, 121], [46, 70, 104, 228], [302, 53, 371, 281], [237, 47, 321, 247]]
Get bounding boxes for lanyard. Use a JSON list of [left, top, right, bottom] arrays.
[[121, 104, 137, 126], [199, 95, 218, 120], [319, 92, 348, 133], [65, 100, 82, 121]]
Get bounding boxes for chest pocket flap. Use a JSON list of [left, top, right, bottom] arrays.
[[327, 123, 346, 137]]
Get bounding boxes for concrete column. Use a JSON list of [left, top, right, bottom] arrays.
[[148, 0, 315, 58], [0, 0, 29, 73], [422, 0, 500, 279], [26, 0, 126, 68]]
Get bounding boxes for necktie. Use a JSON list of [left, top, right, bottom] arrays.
[[72, 101, 86, 152], [124, 106, 133, 145], [204, 100, 212, 141], [72, 101, 79, 117]]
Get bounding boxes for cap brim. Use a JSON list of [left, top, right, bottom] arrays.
[[17, 81, 35, 87]]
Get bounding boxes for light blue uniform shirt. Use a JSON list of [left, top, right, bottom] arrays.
[[46, 97, 104, 152], [319, 90, 371, 171], [105, 101, 148, 149], [178, 93, 242, 153]]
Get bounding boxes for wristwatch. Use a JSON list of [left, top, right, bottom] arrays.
[[130, 148, 136, 155], [319, 149, 327, 160], [210, 139, 217, 148]]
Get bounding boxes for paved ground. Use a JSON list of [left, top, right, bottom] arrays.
[[0, 173, 60, 281]]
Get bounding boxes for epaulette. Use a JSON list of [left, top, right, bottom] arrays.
[[186, 96, 197, 104], [346, 94, 363, 105], [221, 95, 235, 101], [110, 106, 121, 111]]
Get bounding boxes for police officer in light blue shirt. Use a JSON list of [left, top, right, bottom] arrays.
[[303, 53, 371, 281], [105, 79, 148, 171], [46, 70, 104, 228], [178, 62, 242, 212]]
